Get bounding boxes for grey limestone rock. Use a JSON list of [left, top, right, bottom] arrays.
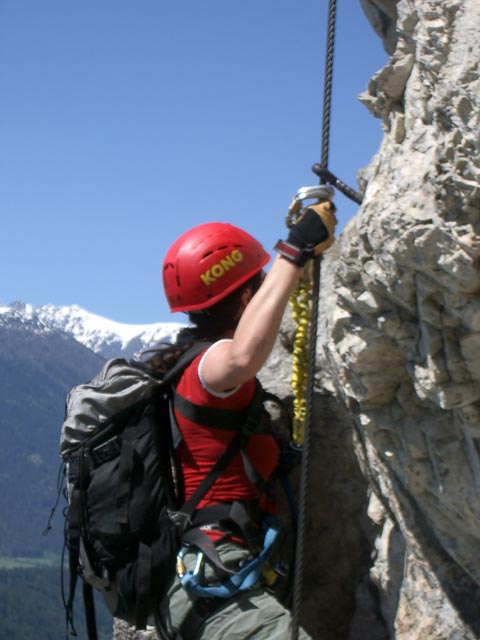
[[319, 0, 480, 637]]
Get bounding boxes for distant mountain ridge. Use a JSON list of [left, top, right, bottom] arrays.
[[5, 302, 185, 359], [0, 305, 106, 556], [0, 301, 185, 558]]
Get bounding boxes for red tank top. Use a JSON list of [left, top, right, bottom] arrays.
[[174, 348, 280, 514]]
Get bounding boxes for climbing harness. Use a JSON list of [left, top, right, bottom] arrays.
[[287, 1, 363, 638], [177, 517, 281, 599]]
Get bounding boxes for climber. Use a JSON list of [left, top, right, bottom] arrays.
[[148, 203, 336, 639]]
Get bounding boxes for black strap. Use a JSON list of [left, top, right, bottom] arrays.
[[189, 502, 238, 528], [240, 451, 265, 494], [183, 500, 265, 567], [239, 379, 269, 438], [116, 437, 135, 527], [173, 391, 248, 430], [228, 500, 263, 553], [173, 378, 270, 435], [65, 486, 81, 637], [175, 430, 244, 524], [135, 543, 153, 629], [173, 378, 269, 497], [171, 378, 272, 537], [160, 342, 212, 386], [151, 396, 178, 509], [83, 582, 98, 640]]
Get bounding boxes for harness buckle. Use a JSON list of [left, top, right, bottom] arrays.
[[169, 509, 192, 533]]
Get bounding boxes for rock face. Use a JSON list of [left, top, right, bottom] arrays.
[[318, 0, 480, 638], [359, 0, 399, 54], [114, 1, 480, 639]]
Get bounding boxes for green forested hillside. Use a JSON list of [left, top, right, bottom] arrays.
[[0, 566, 112, 640], [0, 312, 104, 557], [0, 313, 108, 637]]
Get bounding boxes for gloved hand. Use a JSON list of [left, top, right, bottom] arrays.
[[274, 199, 337, 266], [290, 200, 337, 254]]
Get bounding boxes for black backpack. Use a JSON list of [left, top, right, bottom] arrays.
[[58, 342, 283, 639]]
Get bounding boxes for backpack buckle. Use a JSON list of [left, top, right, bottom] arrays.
[[168, 509, 192, 533], [66, 454, 81, 483], [89, 436, 121, 467]]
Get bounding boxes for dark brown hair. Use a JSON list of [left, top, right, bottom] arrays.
[[142, 271, 263, 376]]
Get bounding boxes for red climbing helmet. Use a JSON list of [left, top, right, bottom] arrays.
[[163, 222, 270, 313]]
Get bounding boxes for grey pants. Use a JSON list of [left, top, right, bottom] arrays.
[[154, 542, 312, 640]]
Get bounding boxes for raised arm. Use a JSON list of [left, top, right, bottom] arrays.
[[201, 202, 337, 393]]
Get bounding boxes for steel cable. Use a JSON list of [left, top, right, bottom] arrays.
[[290, 1, 337, 638], [320, 0, 337, 170]]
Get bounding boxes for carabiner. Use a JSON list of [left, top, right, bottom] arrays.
[[294, 185, 334, 203], [176, 548, 205, 581], [287, 184, 335, 225], [193, 552, 205, 577]]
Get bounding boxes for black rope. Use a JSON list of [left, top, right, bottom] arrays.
[[290, 2, 337, 639], [290, 259, 322, 640], [320, 0, 337, 172]]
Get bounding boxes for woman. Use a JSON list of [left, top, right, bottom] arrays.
[[152, 201, 337, 639]]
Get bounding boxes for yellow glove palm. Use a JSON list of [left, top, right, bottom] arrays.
[[305, 200, 337, 254]]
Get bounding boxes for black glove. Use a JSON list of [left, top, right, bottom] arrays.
[[275, 201, 337, 266]]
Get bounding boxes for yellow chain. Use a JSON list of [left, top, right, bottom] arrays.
[[285, 201, 313, 446]]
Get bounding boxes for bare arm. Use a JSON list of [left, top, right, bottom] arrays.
[[200, 255, 303, 393]]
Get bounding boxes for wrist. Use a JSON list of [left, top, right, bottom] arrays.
[[274, 239, 314, 266]]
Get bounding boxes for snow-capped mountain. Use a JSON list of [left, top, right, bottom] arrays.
[[4, 302, 185, 360], [0, 301, 185, 579], [0, 302, 105, 558], [0, 303, 58, 336]]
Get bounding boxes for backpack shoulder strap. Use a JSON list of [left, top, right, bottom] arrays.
[[172, 376, 269, 433], [168, 428, 244, 533], [169, 379, 269, 531], [172, 391, 248, 430], [158, 341, 212, 386]]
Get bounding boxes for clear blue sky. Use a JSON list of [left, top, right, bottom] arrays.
[[1, 1, 388, 323]]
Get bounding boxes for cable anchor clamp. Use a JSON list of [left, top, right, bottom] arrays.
[[311, 163, 364, 205]]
